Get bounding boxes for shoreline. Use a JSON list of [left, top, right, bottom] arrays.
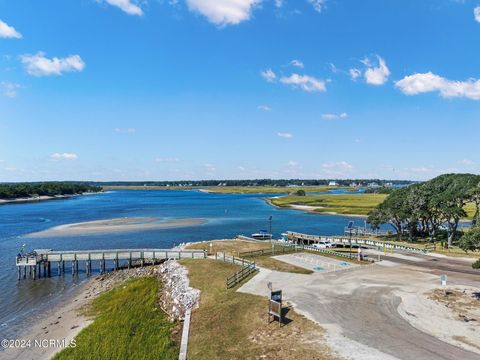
[[1, 278, 95, 360], [0, 192, 100, 206], [263, 196, 367, 218]]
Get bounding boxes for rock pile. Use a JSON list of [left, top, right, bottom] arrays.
[[158, 260, 200, 321], [86, 260, 199, 321]]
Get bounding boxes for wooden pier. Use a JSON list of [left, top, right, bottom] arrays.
[[15, 248, 207, 280]]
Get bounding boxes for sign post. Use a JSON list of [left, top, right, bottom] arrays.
[[441, 274, 447, 296], [267, 282, 283, 327]]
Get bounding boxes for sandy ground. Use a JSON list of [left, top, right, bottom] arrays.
[[238, 254, 480, 360], [286, 204, 366, 218], [1, 280, 94, 360], [1, 266, 166, 360], [26, 217, 207, 238], [0, 195, 75, 205]]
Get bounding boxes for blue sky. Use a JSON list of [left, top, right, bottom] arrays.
[[1, 0, 479, 182]]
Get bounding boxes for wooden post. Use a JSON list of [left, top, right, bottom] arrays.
[[17, 266, 21, 280], [29, 265, 32, 278], [47, 261, 51, 277], [72, 260, 75, 275], [62, 260, 65, 274], [128, 253, 132, 269], [33, 265, 36, 280]]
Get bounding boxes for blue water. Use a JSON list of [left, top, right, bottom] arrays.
[[0, 190, 368, 337]]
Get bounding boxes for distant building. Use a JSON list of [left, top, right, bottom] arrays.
[[328, 181, 338, 186]]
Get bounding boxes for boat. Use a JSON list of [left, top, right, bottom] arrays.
[[251, 230, 273, 240]]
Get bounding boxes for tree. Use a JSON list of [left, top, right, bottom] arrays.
[[468, 182, 480, 225], [295, 189, 306, 196], [458, 225, 480, 269]]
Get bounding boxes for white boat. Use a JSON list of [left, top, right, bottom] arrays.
[[251, 231, 273, 240]]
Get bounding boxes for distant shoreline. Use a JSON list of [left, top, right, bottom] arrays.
[[263, 196, 367, 218], [0, 192, 100, 206]]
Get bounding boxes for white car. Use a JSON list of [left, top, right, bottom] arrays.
[[312, 241, 334, 249]]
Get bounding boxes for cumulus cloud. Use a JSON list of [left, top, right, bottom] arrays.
[[290, 59, 304, 68], [115, 127, 136, 133], [21, 52, 85, 77], [280, 73, 326, 92], [308, 0, 326, 13], [349, 68, 361, 81], [186, 0, 260, 26], [321, 112, 348, 120], [261, 68, 277, 82], [475, 6, 480, 22], [395, 72, 480, 100], [461, 159, 475, 166], [103, 0, 143, 16], [1, 82, 21, 98], [257, 105, 272, 111], [321, 161, 353, 176], [275, 0, 283, 8], [0, 20, 22, 39], [363, 56, 390, 85], [50, 153, 78, 161], [156, 157, 180, 163], [277, 132, 293, 139]]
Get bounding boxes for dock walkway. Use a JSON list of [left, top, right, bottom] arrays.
[[15, 248, 207, 280]]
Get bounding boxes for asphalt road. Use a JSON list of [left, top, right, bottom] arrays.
[[239, 253, 480, 360]]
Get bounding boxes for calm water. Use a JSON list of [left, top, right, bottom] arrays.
[[0, 190, 367, 337]]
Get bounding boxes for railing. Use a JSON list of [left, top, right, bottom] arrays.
[[226, 261, 257, 289], [286, 231, 430, 254], [239, 245, 295, 258]]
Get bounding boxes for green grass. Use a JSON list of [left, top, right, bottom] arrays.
[[179, 259, 335, 359], [54, 277, 179, 360], [271, 193, 388, 215]]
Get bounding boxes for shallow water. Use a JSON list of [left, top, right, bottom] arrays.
[[0, 190, 371, 337]]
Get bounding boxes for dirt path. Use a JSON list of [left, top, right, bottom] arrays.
[[238, 259, 480, 360]]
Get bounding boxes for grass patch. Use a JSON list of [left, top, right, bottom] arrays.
[[180, 259, 336, 359], [271, 193, 387, 216], [54, 277, 179, 360]]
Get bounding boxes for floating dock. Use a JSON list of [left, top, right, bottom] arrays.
[[15, 248, 207, 280]]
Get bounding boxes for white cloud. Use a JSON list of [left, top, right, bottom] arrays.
[[349, 68, 361, 81], [291, 59, 304, 68], [115, 127, 136, 133], [277, 132, 293, 139], [0, 20, 22, 39], [21, 52, 85, 77], [395, 72, 480, 100], [461, 159, 475, 166], [156, 157, 180, 163], [257, 105, 272, 111], [1, 82, 21, 98], [261, 68, 277, 82], [103, 0, 143, 16], [50, 153, 78, 161], [287, 160, 299, 167], [321, 161, 353, 176], [280, 73, 326, 92], [275, 0, 283, 8], [363, 55, 390, 85], [308, 0, 326, 13], [186, 0, 260, 26], [321, 112, 348, 120], [203, 163, 216, 172], [238, 165, 246, 171], [474, 6, 480, 22]]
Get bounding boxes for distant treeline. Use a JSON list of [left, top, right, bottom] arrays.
[[0, 182, 102, 200], [89, 179, 413, 187]]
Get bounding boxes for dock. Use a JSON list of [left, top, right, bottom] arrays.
[[15, 248, 207, 280]]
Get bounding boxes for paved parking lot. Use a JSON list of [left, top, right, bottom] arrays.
[[273, 252, 359, 273]]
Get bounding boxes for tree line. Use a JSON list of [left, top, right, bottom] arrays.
[[0, 182, 102, 200], [367, 174, 480, 248]]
